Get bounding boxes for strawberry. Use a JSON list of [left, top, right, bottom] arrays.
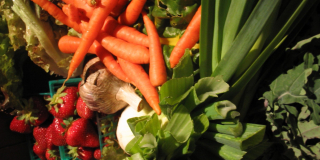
[[33, 142, 46, 160], [77, 147, 96, 160], [51, 117, 72, 146], [94, 148, 101, 160], [45, 148, 60, 160], [9, 96, 50, 133], [33, 124, 49, 150], [29, 96, 49, 126], [76, 96, 95, 119], [46, 86, 78, 119], [9, 115, 32, 133], [45, 122, 56, 150], [66, 118, 99, 148]]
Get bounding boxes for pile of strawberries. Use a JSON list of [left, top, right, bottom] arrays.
[[9, 82, 118, 160]]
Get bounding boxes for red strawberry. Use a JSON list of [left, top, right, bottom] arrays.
[[45, 148, 60, 160], [33, 142, 46, 160], [51, 117, 71, 146], [76, 96, 95, 119], [66, 118, 99, 148], [47, 86, 78, 119], [9, 115, 32, 133], [77, 147, 95, 160], [94, 148, 101, 160], [29, 96, 49, 126], [33, 124, 49, 150], [45, 123, 56, 150]]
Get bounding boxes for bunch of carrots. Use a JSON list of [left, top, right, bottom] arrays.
[[31, 0, 201, 115]]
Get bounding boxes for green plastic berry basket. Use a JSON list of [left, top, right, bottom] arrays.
[[48, 78, 118, 160], [26, 134, 42, 160]]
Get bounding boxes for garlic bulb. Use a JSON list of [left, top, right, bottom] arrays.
[[79, 57, 143, 114]]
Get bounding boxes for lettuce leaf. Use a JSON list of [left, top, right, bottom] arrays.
[[1, 0, 83, 77]]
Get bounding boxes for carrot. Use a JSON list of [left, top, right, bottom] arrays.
[[62, 0, 94, 18], [169, 6, 201, 68], [118, 58, 161, 115], [66, 0, 118, 82], [110, 0, 129, 17], [58, 35, 130, 83], [117, 0, 147, 26], [141, 11, 167, 86], [58, 35, 96, 54], [62, 4, 81, 23], [31, 0, 81, 32], [97, 32, 150, 64], [86, 0, 98, 7], [101, 16, 150, 47]]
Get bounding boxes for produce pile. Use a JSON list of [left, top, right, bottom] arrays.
[[1, 0, 320, 159]]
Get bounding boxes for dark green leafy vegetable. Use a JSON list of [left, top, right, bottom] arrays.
[[263, 34, 320, 159]]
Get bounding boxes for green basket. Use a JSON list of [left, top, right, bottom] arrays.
[[27, 134, 42, 160], [48, 78, 118, 160]]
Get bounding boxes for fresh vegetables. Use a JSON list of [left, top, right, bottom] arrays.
[[169, 5, 201, 68], [142, 10, 167, 87], [79, 57, 144, 114], [117, 0, 147, 26], [1, 0, 320, 159], [118, 58, 162, 115], [262, 34, 320, 159], [66, 0, 118, 82]]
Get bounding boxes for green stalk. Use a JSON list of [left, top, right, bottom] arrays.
[[211, 0, 281, 82], [197, 139, 246, 159], [207, 121, 243, 137], [202, 123, 266, 151], [219, 0, 316, 101], [211, 0, 231, 73], [199, 0, 215, 78], [231, 1, 279, 83], [220, 0, 256, 58]]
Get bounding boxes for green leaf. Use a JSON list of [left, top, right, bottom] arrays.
[[125, 135, 144, 155], [298, 120, 320, 144], [202, 100, 237, 120], [140, 114, 161, 137], [212, 0, 281, 82], [159, 75, 194, 105], [199, 0, 215, 78], [263, 63, 312, 106], [165, 105, 193, 143], [306, 100, 320, 125], [172, 49, 194, 79], [127, 116, 150, 136], [139, 133, 158, 159], [182, 76, 229, 112]]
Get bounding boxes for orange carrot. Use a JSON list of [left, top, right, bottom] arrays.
[[141, 11, 167, 86], [97, 32, 150, 64], [62, 0, 94, 18], [117, 0, 147, 26], [86, 0, 98, 7], [169, 6, 201, 68], [101, 16, 150, 47], [110, 0, 128, 17], [62, 4, 81, 23], [58, 35, 130, 83], [66, 0, 118, 82], [118, 58, 161, 115], [58, 35, 96, 54], [31, 0, 81, 32]]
